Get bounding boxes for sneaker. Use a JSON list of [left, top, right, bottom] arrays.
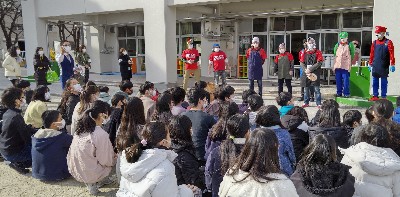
[[302, 104, 310, 108], [8, 162, 29, 174], [369, 96, 379, 101], [86, 183, 100, 195], [97, 177, 114, 188]]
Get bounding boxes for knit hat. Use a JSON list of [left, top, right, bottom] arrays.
[[339, 32, 348, 39], [375, 26, 387, 34], [252, 37, 260, 43], [279, 43, 286, 49]]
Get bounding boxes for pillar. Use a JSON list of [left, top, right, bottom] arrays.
[[143, 0, 177, 84], [85, 25, 102, 73], [21, 0, 48, 76]]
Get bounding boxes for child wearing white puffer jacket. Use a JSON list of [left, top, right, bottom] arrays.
[[340, 123, 400, 197]]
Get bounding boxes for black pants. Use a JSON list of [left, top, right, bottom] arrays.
[[249, 79, 263, 96], [278, 79, 292, 95], [84, 68, 89, 84], [301, 86, 315, 98]]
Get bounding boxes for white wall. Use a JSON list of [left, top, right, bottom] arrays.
[[374, 0, 400, 96]]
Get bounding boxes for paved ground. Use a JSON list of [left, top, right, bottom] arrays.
[[0, 68, 368, 197]]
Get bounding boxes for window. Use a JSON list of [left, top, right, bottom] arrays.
[[343, 12, 362, 28], [304, 15, 321, 30], [126, 26, 135, 37], [137, 25, 144, 36], [239, 36, 251, 55], [127, 39, 137, 56], [286, 16, 301, 31], [363, 11, 373, 27], [270, 17, 285, 31], [118, 40, 127, 51], [192, 22, 201, 34], [176, 23, 180, 35], [138, 39, 145, 54], [347, 32, 361, 45], [321, 33, 338, 54], [321, 14, 338, 29], [270, 35, 284, 54], [12, 24, 23, 31], [253, 18, 268, 32], [361, 31, 372, 56], [118, 26, 127, 37], [180, 22, 201, 35]]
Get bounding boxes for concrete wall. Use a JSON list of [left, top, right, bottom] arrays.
[[374, 0, 400, 96]]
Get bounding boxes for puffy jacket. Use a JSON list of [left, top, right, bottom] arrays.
[[24, 100, 48, 129], [281, 115, 310, 161], [3, 53, 21, 77], [117, 148, 193, 197], [340, 142, 400, 197]]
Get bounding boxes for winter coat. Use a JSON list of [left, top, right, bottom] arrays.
[[281, 115, 310, 161], [204, 134, 222, 160], [64, 94, 80, 125], [300, 50, 323, 87], [67, 126, 116, 184], [393, 107, 400, 124], [340, 142, 400, 197], [75, 52, 91, 67], [219, 170, 299, 197], [171, 104, 187, 116], [205, 145, 223, 197], [119, 54, 132, 80], [24, 100, 48, 129], [33, 55, 50, 85], [290, 162, 355, 197], [0, 108, 35, 157], [3, 53, 21, 77], [116, 148, 194, 197], [32, 129, 73, 181], [308, 126, 350, 149], [279, 105, 294, 117], [238, 103, 249, 114], [103, 107, 123, 149], [171, 142, 204, 188]]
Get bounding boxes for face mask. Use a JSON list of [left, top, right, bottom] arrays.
[[82, 49, 86, 53], [341, 38, 348, 43], [72, 84, 82, 92], [307, 43, 314, 50], [376, 34, 384, 39], [253, 43, 259, 48], [152, 89, 157, 96], [279, 49, 285, 54], [202, 100, 208, 109], [45, 92, 51, 100], [122, 51, 128, 55], [64, 46, 71, 52], [214, 48, 220, 52], [188, 44, 193, 49], [16, 49, 21, 55], [57, 119, 66, 130], [38, 51, 44, 56], [102, 114, 110, 125]]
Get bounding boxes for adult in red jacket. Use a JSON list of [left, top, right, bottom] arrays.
[[246, 37, 267, 96], [182, 38, 200, 91], [274, 43, 294, 94], [208, 43, 228, 87], [368, 26, 395, 101]]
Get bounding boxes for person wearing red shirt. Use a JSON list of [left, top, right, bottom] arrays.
[[181, 38, 200, 91], [274, 43, 294, 94], [246, 37, 267, 96], [368, 26, 396, 101], [208, 43, 228, 87], [300, 37, 324, 108]]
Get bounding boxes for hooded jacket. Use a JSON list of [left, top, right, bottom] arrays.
[[281, 115, 310, 161], [290, 162, 355, 197], [340, 142, 400, 197], [116, 148, 193, 197], [32, 129, 73, 181]]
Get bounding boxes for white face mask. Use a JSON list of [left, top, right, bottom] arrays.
[[64, 46, 71, 53], [279, 49, 285, 54], [38, 51, 44, 56], [57, 119, 66, 130], [253, 43, 259, 48], [214, 48, 220, 52], [188, 44, 193, 49], [152, 89, 157, 96], [16, 49, 21, 55], [45, 92, 51, 100], [72, 84, 82, 92], [122, 51, 128, 55], [307, 43, 315, 50], [202, 100, 208, 109], [102, 114, 110, 125], [19, 98, 26, 109], [82, 49, 86, 53], [376, 34, 384, 39]]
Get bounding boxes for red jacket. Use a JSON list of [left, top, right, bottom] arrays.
[[246, 47, 267, 61], [275, 52, 294, 64], [369, 38, 395, 66], [300, 50, 324, 63], [182, 48, 200, 70]]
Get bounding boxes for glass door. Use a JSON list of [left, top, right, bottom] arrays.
[[290, 33, 307, 65], [269, 34, 287, 77]]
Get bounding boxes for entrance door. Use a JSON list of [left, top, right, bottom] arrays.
[[269, 34, 289, 77], [291, 33, 307, 65]]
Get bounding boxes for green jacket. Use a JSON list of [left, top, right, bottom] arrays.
[[334, 42, 355, 60], [75, 52, 91, 66]]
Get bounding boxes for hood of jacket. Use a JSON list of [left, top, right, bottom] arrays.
[[99, 92, 110, 100], [340, 142, 400, 176], [280, 105, 294, 116], [281, 115, 303, 131], [120, 148, 178, 183], [299, 162, 351, 195], [32, 130, 64, 151]]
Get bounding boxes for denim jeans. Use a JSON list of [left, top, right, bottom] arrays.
[[1, 145, 32, 168], [304, 86, 321, 105], [249, 79, 263, 96], [214, 70, 226, 86]]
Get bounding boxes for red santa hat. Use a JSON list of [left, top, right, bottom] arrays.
[[375, 26, 387, 34]]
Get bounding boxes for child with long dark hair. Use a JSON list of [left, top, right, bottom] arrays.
[[71, 84, 99, 135], [219, 128, 298, 197], [150, 92, 173, 124], [206, 114, 249, 197], [58, 78, 81, 134], [67, 100, 116, 195], [117, 122, 197, 197], [291, 134, 355, 196]]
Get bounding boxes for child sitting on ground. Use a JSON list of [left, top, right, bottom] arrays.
[[245, 94, 264, 131], [343, 110, 362, 139], [393, 96, 400, 124], [238, 89, 257, 114], [276, 92, 294, 117], [98, 86, 111, 103], [31, 110, 73, 181]]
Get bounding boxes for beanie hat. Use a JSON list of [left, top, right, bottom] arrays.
[[339, 32, 348, 39]]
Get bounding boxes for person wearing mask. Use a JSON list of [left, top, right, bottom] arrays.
[[333, 32, 355, 98], [115, 80, 134, 100], [246, 37, 267, 96], [205, 114, 249, 197], [342, 124, 400, 197], [3, 46, 22, 86], [33, 47, 51, 86], [245, 94, 264, 131], [75, 45, 92, 84], [57, 40, 74, 89], [139, 81, 156, 122], [291, 134, 355, 196], [24, 86, 49, 129], [67, 100, 116, 195], [205, 85, 235, 121], [298, 39, 315, 102], [368, 26, 396, 101], [57, 78, 81, 134], [119, 48, 133, 81], [274, 43, 294, 95], [238, 89, 257, 114], [15, 80, 33, 105], [281, 115, 309, 161], [219, 128, 299, 197], [0, 87, 36, 174], [104, 94, 126, 149], [31, 110, 72, 181], [182, 88, 216, 163], [150, 92, 173, 124], [208, 43, 228, 87], [300, 37, 324, 108], [170, 87, 187, 115], [182, 38, 200, 91], [117, 122, 198, 197], [276, 92, 294, 117], [70, 85, 100, 135]]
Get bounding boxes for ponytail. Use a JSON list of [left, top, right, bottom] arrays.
[[220, 136, 238, 175], [76, 100, 110, 135], [125, 139, 148, 163], [78, 85, 99, 114]]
